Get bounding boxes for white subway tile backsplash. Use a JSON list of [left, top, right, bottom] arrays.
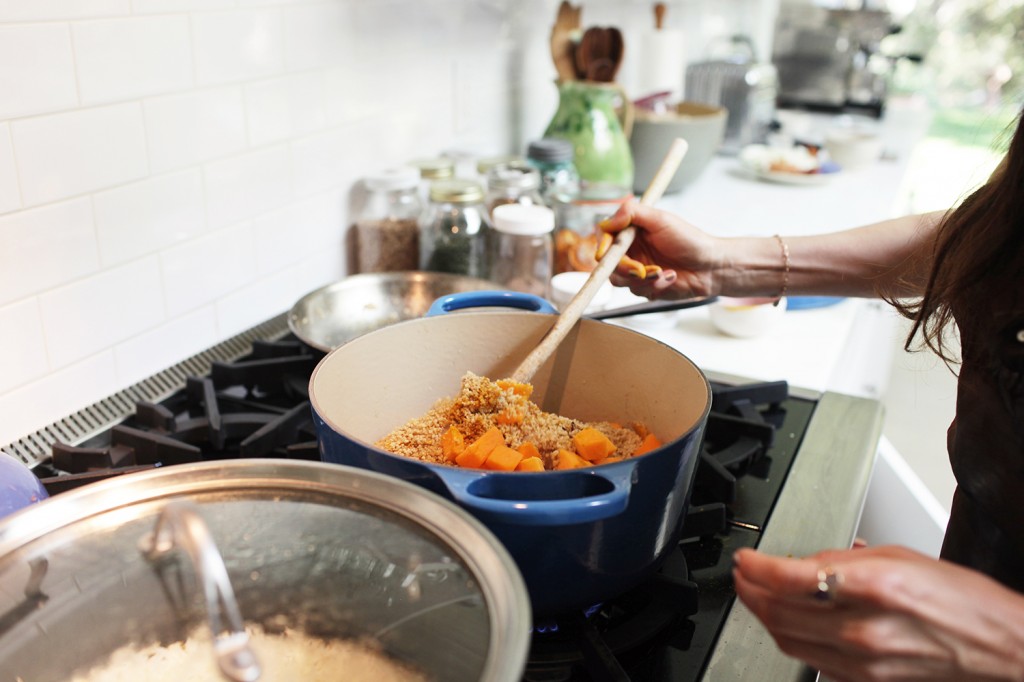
[[0, 0, 568, 446], [290, 127, 361, 197], [192, 8, 286, 86], [39, 256, 165, 369], [93, 169, 205, 266], [0, 198, 99, 306], [215, 255, 333, 338], [131, 0, 236, 14], [143, 88, 247, 173], [244, 77, 293, 145], [0, 125, 20, 214], [0, 24, 78, 120], [0, 350, 119, 447], [282, 2, 353, 71], [0, 299, 49, 394], [11, 104, 148, 206], [0, 1, 129, 23], [251, 190, 344, 276], [204, 145, 292, 228], [160, 221, 257, 318], [72, 16, 194, 106], [114, 305, 219, 387]]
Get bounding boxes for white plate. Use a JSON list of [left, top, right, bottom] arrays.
[[750, 167, 835, 186]]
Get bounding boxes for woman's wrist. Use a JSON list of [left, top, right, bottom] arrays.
[[712, 236, 792, 298]]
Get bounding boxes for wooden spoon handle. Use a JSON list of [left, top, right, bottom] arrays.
[[510, 138, 689, 384]]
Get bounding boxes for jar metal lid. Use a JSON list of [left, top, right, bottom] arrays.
[[364, 166, 420, 191], [477, 154, 525, 175], [527, 138, 574, 163], [429, 179, 485, 204], [487, 164, 541, 191], [411, 157, 456, 180], [492, 204, 555, 235]]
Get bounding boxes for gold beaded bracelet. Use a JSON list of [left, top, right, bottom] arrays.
[[773, 234, 790, 307]]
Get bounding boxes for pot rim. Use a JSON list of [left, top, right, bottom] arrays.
[[0, 458, 532, 682]]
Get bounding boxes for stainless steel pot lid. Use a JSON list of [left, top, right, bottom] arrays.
[[0, 460, 530, 682]]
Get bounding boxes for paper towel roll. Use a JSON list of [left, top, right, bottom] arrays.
[[632, 29, 686, 100]]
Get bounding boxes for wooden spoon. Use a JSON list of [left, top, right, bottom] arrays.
[[509, 137, 689, 384]]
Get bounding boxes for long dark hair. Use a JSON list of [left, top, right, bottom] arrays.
[[894, 109, 1024, 363]]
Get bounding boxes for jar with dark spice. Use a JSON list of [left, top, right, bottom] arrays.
[[355, 166, 423, 273], [485, 163, 544, 219], [489, 203, 555, 298], [420, 179, 491, 278]]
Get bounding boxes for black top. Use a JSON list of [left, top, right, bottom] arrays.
[[942, 284, 1024, 592]]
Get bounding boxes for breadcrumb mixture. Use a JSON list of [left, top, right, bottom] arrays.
[[376, 372, 642, 469]]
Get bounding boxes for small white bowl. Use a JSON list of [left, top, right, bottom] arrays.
[[550, 271, 613, 313], [709, 297, 787, 338], [824, 129, 883, 170]]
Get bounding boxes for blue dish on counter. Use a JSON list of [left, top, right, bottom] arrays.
[[786, 296, 845, 310], [0, 453, 48, 518]]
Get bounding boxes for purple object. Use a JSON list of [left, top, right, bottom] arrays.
[[0, 453, 48, 518]]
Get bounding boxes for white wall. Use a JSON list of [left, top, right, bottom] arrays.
[[0, 0, 770, 447]]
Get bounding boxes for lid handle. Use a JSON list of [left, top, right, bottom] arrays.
[[140, 501, 262, 682]]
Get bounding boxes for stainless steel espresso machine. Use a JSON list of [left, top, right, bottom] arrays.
[[772, 5, 904, 117]]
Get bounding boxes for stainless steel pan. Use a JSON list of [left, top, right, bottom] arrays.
[[288, 271, 496, 353]]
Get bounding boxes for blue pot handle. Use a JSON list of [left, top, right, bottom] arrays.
[[438, 462, 635, 526], [427, 290, 557, 316]]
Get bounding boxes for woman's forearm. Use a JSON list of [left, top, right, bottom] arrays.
[[713, 211, 945, 299]]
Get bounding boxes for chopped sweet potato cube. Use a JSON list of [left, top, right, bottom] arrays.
[[517, 442, 541, 459], [573, 427, 617, 462], [633, 433, 662, 456], [441, 425, 465, 462], [496, 379, 533, 398], [483, 445, 523, 471], [456, 426, 505, 469], [555, 449, 587, 470], [516, 456, 545, 472], [495, 409, 523, 425]]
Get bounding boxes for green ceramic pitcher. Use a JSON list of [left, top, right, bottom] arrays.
[[543, 80, 634, 189]]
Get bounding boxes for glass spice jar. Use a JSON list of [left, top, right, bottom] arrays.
[[477, 154, 525, 180], [489, 204, 555, 298], [526, 138, 580, 206], [355, 166, 423, 273], [410, 157, 456, 204], [420, 179, 491, 278], [551, 182, 633, 274], [485, 163, 544, 219]]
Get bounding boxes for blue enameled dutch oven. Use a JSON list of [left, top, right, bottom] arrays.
[[309, 291, 711, 616]]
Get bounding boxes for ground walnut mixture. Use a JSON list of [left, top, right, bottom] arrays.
[[376, 372, 644, 469]]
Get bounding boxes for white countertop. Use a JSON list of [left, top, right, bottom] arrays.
[[605, 102, 932, 397]]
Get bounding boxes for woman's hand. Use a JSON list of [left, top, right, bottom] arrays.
[[733, 545, 1024, 682], [599, 198, 721, 300]]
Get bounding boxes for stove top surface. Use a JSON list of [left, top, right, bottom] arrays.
[[1, 313, 882, 681]]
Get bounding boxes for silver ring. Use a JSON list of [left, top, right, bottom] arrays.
[[814, 566, 843, 602]]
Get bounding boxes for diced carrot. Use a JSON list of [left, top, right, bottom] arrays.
[[483, 445, 524, 471], [517, 442, 541, 459], [555, 449, 587, 470], [633, 433, 662, 456], [456, 426, 505, 469], [496, 379, 533, 398], [515, 456, 545, 472], [495, 409, 523, 425], [632, 422, 650, 439], [572, 427, 617, 462], [441, 425, 465, 462]]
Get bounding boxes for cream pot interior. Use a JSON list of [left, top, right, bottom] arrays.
[[310, 310, 708, 448]]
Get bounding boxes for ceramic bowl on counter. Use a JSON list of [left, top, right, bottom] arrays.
[[709, 296, 787, 338], [630, 102, 727, 195], [824, 127, 883, 170]]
